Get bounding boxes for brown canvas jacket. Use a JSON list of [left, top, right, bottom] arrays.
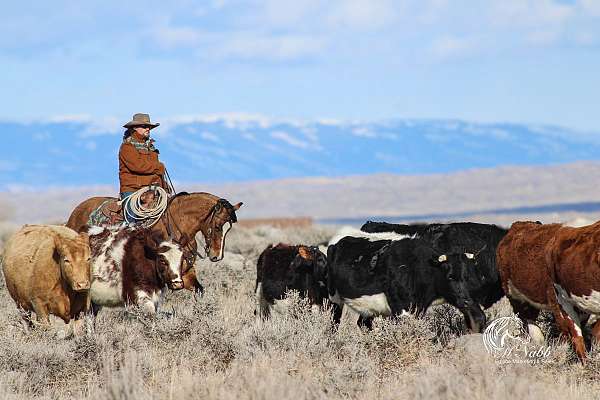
[[118, 138, 166, 193]]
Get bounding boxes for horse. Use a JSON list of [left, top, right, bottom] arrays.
[[65, 192, 242, 292]]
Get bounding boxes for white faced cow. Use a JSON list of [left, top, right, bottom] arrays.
[[88, 226, 185, 314]]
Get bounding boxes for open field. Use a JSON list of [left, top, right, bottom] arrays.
[[1, 224, 600, 400]]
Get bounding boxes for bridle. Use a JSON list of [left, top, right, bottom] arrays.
[[163, 196, 236, 274]]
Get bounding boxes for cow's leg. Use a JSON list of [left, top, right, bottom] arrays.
[[550, 285, 586, 362], [255, 282, 271, 321], [31, 300, 51, 327], [182, 268, 204, 294], [18, 308, 34, 332], [589, 318, 600, 348], [357, 315, 374, 330], [135, 291, 158, 315], [331, 303, 343, 328], [457, 302, 487, 333], [509, 298, 544, 345]]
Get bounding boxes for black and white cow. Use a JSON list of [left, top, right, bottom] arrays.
[[255, 243, 329, 320], [327, 235, 487, 331], [362, 222, 508, 310], [328, 221, 508, 331]]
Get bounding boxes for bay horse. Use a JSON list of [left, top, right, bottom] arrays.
[[66, 192, 242, 292]]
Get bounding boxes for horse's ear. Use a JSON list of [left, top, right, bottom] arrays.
[[233, 202, 243, 211]]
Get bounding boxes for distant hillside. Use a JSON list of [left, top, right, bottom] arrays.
[[2, 116, 599, 189], [2, 162, 600, 227]]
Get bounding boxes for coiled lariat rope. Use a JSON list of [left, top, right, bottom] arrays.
[[121, 186, 169, 228]]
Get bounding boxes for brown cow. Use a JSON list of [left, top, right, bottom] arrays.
[[497, 220, 600, 361], [2, 225, 91, 329], [88, 226, 185, 314]]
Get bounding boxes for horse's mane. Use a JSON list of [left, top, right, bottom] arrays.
[[169, 192, 238, 223]]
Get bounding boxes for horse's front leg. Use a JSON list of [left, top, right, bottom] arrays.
[[182, 268, 204, 295]]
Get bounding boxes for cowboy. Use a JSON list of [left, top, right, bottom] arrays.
[[119, 113, 171, 204]]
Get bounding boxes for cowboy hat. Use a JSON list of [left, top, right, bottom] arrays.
[[123, 113, 160, 129]]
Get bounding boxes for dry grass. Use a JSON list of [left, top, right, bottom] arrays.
[[1, 225, 599, 399]]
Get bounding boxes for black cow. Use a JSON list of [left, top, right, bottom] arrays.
[[419, 222, 508, 309], [327, 235, 487, 331], [365, 222, 508, 311], [360, 221, 439, 236], [255, 243, 328, 320]]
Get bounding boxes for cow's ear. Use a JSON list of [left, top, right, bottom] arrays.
[[233, 202, 243, 211], [298, 246, 314, 261], [144, 243, 158, 260], [150, 231, 166, 247]]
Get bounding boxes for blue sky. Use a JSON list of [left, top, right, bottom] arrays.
[[2, 0, 600, 131]]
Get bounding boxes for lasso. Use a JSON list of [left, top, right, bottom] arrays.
[[121, 186, 169, 228]]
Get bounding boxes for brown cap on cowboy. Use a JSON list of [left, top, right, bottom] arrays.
[[123, 113, 160, 129]]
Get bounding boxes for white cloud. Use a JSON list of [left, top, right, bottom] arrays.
[[429, 35, 478, 60], [579, 0, 600, 16], [201, 131, 220, 142], [351, 126, 377, 138], [153, 25, 203, 49], [216, 33, 327, 61], [326, 0, 400, 30]]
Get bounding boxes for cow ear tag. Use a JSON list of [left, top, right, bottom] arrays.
[[465, 253, 474, 259], [438, 255, 447, 262]]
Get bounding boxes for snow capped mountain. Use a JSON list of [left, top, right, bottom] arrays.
[[2, 116, 599, 189]]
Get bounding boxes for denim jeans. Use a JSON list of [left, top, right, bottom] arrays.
[[120, 192, 135, 225]]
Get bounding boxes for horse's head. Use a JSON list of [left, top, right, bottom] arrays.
[[203, 199, 243, 261]]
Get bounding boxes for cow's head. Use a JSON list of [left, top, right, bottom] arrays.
[[432, 251, 486, 332], [204, 199, 243, 262], [144, 233, 185, 290], [290, 246, 329, 304], [55, 232, 91, 292]]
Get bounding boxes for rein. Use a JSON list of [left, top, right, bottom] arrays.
[[162, 196, 236, 273]]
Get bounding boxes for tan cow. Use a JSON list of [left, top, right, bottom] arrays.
[[2, 225, 91, 330]]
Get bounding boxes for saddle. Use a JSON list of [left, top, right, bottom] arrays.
[[87, 190, 161, 227], [88, 199, 124, 227]]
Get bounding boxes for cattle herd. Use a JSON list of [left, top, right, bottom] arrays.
[[2, 217, 600, 363]]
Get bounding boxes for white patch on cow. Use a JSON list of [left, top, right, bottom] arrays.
[[159, 241, 184, 285], [431, 298, 446, 306], [528, 323, 546, 345], [135, 289, 161, 314], [570, 290, 600, 315], [400, 309, 410, 317], [507, 280, 550, 310], [554, 284, 583, 337], [219, 224, 231, 258], [328, 226, 414, 246], [90, 229, 126, 306], [88, 226, 105, 236], [343, 293, 392, 317], [90, 281, 123, 307]]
